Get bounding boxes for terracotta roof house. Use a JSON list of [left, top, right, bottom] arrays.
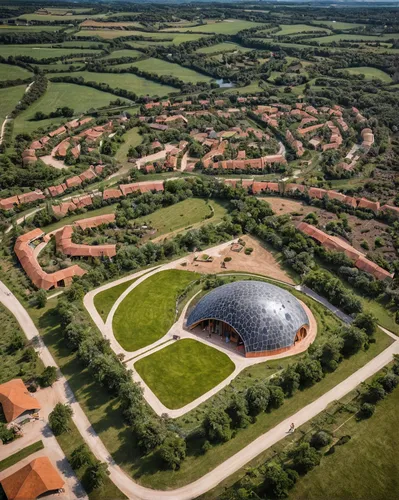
[[71, 195, 93, 210], [79, 168, 97, 182], [0, 196, 19, 211], [52, 201, 77, 218], [56, 226, 116, 258], [49, 126, 66, 138], [327, 190, 347, 203], [224, 179, 238, 188], [308, 187, 328, 199], [361, 128, 374, 149], [14, 228, 86, 289], [78, 117, 93, 126], [0, 379, 41, 422], [18, 191, 45, 205], [74, 213, 116, 230], [285, 183, 306, 194], [355, 256, 393, 281], [380, 204, 399, 217], [103, 188, 123, 200], [48, 184, 66, 197], [1, 457, 64, 500], [357, 197, 380, 213], [65, 176, 83, 188], [298, 124, 324, 136]]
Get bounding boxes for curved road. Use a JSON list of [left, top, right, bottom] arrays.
[[1, 279, 398, 499]]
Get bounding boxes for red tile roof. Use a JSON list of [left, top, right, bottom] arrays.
[[0, 379, 41, 422], [56, 225, 116, 258]]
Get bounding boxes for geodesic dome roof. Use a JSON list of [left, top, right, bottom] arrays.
[[187, 280, 309, 354]]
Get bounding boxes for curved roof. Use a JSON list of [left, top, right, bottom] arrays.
[[187, 281, 309, 354]]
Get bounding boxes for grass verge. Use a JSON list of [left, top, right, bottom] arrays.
[[0, 441, 44, 472]]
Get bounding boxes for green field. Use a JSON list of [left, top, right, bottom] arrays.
[[316, 21, 366, 30], [113, 270, 200, 351], [134, 198, 228, 239], [131, 57, 212, 83], [309, 33, 398, 44], [225, 80, 266, 94], [0, 25, 62, 32], [103, 49, 143, 59], [0, 442, 44, 472], [19, 13, 105, 21], [0, 85, 25, 124], [115, 126, 143, 167], [291, 382, 399, 499], [76, 29, 209, 45], [0, 63, 31, 81], [126, 34, 209, 47], [13, 82, 124, 136], [135, 339, 235, 409], [275, 24, 331, 35], [162, 19, 266, 35], [340, 66, 392, 82], [54, 70, 178, 97], [0, 45, 102, 60], [196, 42, 252, 54], [94, 278, 139, 322]]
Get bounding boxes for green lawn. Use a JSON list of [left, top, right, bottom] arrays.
[[291, 385, 399, 499], [0, 441, 44, 472], [133, 198, 227, 240], [0, 46, 102, 60], [131, 57, 212, 83], [0, 63, 31, 81], [135, 339, 235, 409], [225, 80, 266, 95], [113, 270, 200, 351], [163, 19, 266, 35], [53, 70, 178, 97], [115, 127, 143, 165], [0, 85, 25, 124], [340, 66, 392, 82], [94, 278, 139, 322], [196, 42, 252, 54], [12, 82, 124, 136], [0, 303, 44, 384]]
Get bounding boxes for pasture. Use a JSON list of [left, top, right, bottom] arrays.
[[341, 66, 392, 83], [163, 19, 266, 35], [0, 25, 62, 32], [113, 270, 200, 351], [316, 20, 366, 30], [0, 45, 102, 60], [55, 70, 178, 96], [135, 339, 235, 409], [115, 126, 143, 166], [12, 82, 122, 136], [196, 42, 252, 54], [309, 33, 398, 44], [275, 24, 331, 35], [131, 57, 212, 83], [0, 85, 26, 124], [0, 63, 31, 81], [103, 49, 143, 59]]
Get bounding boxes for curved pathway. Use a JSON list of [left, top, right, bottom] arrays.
[[2, 277, 398, 499]]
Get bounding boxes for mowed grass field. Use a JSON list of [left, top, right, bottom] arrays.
[[309, 33, 398, 44], [162, 19, 266, 35], [341, 66, 392, 82], [54, 70, 178, 97], [275, 24, 331, 35], [94, 278, 139, 322], [0, 45, 102, 59], [0, 85, 26, 124], [316, 20, 365, 30], [131, 57, 212, 83], [115, 126, 143, 166], [135, 339, 235, 409], [134, 198, 227, 239], [12, 82, 122, 136], [291, 385, 399, 499], [103, 49, 143, 59], [113, 270, 200, 351], [0, 63, 31, 81], [76, 30, 209, 45], [196, 42, 252, 54]]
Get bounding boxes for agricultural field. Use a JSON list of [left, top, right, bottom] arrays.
[[103, 49, 143, 59], [135, 339, 235, 408], [161, 19, 267, 35], [12, 81, 124, 136], [0, 25, 62, 33], [316, 20, 366, 30], [130, 57, 213, 83], [0, 63, 31, 81], [0, 45, 102, 59], [114, 126, 143, 167], [340, 66, 392, 82], [275, 24, 332, 35], [0, 85, 26, 124], [196, 42, 252, 54], [53, 70, 178, 96]]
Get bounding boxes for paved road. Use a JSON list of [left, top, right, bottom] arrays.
[[2, 278, 398, 500]]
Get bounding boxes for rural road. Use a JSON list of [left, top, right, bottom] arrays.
[[1, 277, 398, 500], [0, 115, 10, 145]]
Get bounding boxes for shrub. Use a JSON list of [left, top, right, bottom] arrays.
[[353, 312, 377, 336], [360, 240, 369, 250], [379, 372, 399, 393], [224, 256, 232, 262], [245, 383, 270, 416], [35, 289, 47, 308], [288, 442, 321, 474], [362, 382, 386, 404], [310, 430, 332, 449], [262, 462, 296, 498], [226, 394, 251, 428], [0, 423, 17, 444], [70, 444, 93, 469], [85, 461, 109, 491], [203, 407, 232, 443], [295, 358, 323, 388], [159, 434, 186, 470], [40, 366, 58, 387], [244, 247, 253, 255], [49, 403, 73, 435], [358, 402, 375, 419], [336, 435, 351, 446], [202, 440, 211, 454], [268, 385, 285, 409], [277, 365, 300, 397]]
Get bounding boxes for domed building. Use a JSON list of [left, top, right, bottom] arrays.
[[186, 280, 309, 357]]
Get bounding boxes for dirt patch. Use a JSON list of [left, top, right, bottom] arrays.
[[178, 235, 294, 284], [40, 155, 68, 170]]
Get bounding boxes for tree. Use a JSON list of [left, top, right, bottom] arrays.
[[86, 461, 109, 491], [310, 430, 332, 449], [203, 407, 232, 443], [379, 372, 399, 393], [226, 394, 251, 428], [313, 335, 344, 372], [35, 289, 47, 309], [40, 366, 58, 387], [353, 312, 377, 336], [278, 365, 300, 397], [245, 383, 270, 416], [288, 442, 320, 474], [134, 418, 166, 453], [262, 462, 297, 498], [268, 385, 285, 409], [341, 326, 368, 356], [49, 403, 73, 435], [362, 381, 386, 404], [295, 358, 323, 388], [358, 402, 375, 419], [70, 444, 93, 469], [159, 434, 186, 470]]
